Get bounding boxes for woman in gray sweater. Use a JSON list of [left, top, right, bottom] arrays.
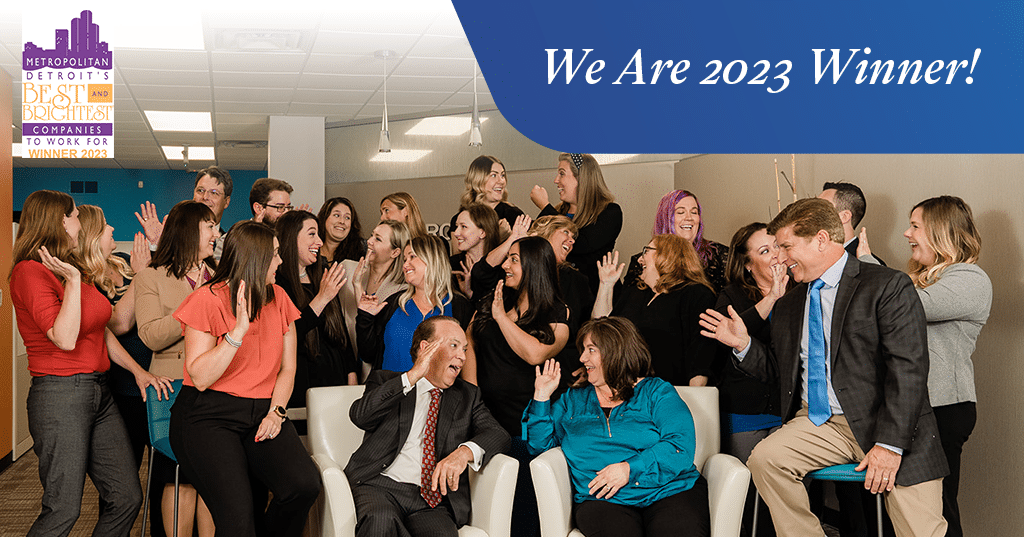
[[903, 195, 991, 537]]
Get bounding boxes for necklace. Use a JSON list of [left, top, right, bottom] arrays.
[[299, 270, 308, 279]]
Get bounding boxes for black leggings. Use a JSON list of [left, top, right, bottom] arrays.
[[169, 386, 320, 537], [573, 476, 710, 537]]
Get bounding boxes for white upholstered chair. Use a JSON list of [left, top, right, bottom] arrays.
[[306, 385, 520, 537], [529, 386, 750, 537]]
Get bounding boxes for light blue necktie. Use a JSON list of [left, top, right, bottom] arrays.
[[807, 279, 831, 426]]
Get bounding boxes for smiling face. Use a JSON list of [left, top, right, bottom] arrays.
[[366, 224, 398, 265], [638, 241, 659, 287], [579, 334, 606, 388], [452, 211, 486, 253], [402, 244, 427, 289], [261, 190, 291, 225], [100, 223, 117, 258], [193, 174, 230, 223], [673, 196, 700, 242], [324, 203, 352, 243], [744, 229, 780, 288], [545, 227, 575, 264], [297, 218, 323, 268], [482, 163, 507, 204], [554, 160, 579, 206], [63, 203, 81, 248], [501, 243, 524, 289], [774, 225, 830, 283], [198, 219, 220, 260], [380, 200, 408, 223], [424, 320, 468, 389], [904, 207, 937, 267], [266, 237, 283, 285]]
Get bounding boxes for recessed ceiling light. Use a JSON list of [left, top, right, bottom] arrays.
[[162, 146, 215, 160], [12, 143, 21, 157], [370, 150, 432, 163], [145, 111, 213, 132], [406, 117, 488, 136], [592, 154, 639, 165]]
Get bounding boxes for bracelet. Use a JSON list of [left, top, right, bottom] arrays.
[[223, 332, 243, 348]]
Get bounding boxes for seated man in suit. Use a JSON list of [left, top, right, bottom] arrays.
[[701, 198, 947, 537], [345, 315, 511, 537]]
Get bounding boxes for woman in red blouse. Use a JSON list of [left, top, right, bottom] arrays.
[[168, 220, 321, 537], [10, 190, 168, 536]]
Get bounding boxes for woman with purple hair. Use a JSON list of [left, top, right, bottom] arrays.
[[623, 190, 729, 293]]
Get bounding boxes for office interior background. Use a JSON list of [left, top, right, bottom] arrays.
[[0, 2, 1021, 535]]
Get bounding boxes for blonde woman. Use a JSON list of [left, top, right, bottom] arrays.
[[380, 191, 429, 238], [530, 153, 621, 293], [356, 235, 461, 372], [863, 195, 991, 537], [448, 155, 525, 237]]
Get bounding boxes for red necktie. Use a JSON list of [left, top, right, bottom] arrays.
[[420, 388, 443, 508]]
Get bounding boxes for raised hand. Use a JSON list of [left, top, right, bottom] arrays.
[[596, 251, 625, 285], [767, 263, 790, 301], [130, 232, 151, 274], [453, 258, 473, 298], [296, 203, 311, 213], [491, 280, 508, 320], [533, 359, 561, 402], [510, 214, 532, 241], [530, 185, 549, 209], [352, 256, 368, 295], [698, 305, 750, 351], [39, 246, 80, 282], [357, 293, 388, 316], [231, 280, 250, 340], [134, 201, 165, 245], [317, 262, 347, 302], [856, 227, 872, 259]]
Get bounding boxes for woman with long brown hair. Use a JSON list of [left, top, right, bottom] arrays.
[[317, 196, 365, 263], [593, 234, 716, 386], [10, 190, 167, 535]]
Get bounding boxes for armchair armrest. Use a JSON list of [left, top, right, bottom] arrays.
[[703, 453, 751, 537], [529, 447, 575, 537], [467, 453, 519, 537], [313, 453, 357, 537]]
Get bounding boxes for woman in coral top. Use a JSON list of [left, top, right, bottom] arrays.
[[168, 220, 320, 537], [10, 190, 169, 536]]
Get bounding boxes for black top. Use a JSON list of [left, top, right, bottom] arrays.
[[846, 237, 886, 266], [539, 202, 622, 295], [282, 281, 358, 409], [472, 299, 569, 436], [612, 282, 716, 385], [712, 284, 780, 416], [106, 252, 151, 397], [448, 201, 525, 241], [623, 240, 729, 294]]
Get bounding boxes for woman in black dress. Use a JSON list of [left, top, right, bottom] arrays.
[[464, 236, 569, 537], [450, 203, 501, 300], [594, 234, 716, 386]]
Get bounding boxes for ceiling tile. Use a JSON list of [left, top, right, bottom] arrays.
[[131, 85, 213, 101], [215, 113, 269, 125], [391, 57, 475, 77], [216, 125, 268, 140], [297, 73, 381, 91], [115, 50, 209, 71], [288, 103, 363, 116], [215, 86, 295, 102], [211, 51, 307, 72], [406, 35, 474, 60], [212, 71, 300, 88], [378, 90, 453, 106], [319, 7, 438, 34], [216, 101, 289, 114], [311, 31, 419, 56], [153, 132, 216, 144], [305, 53, 389, 76], [387, 75, 469, 92], [119, 68, 211, 87], [292, 88, 374, 104], [136, 100, 212, 112]]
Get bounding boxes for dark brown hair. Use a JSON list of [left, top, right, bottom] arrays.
[[150, 200, 217, 279], [12, 190, 81, 277], [458, 203, 501, 254], [249, 177, 293, 215], [571, 317, 653, 402], [207, 220, 277, 322], [726, 222, 770, 301], [196, 166, 233, 197], [317, 197, 365, 262]]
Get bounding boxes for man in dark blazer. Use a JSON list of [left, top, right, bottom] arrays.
[[345, 316, 510, 537], [819, 181, 887, 266], [701, 198, 947, 537]]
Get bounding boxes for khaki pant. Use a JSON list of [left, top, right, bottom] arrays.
[[747, 407, 946, 537]]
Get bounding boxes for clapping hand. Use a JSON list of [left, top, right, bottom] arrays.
[[130, 232, 151, 274], [533, 359, 561, 402], [510, 214, 532, 241], [230, 280, 250, 339], [39, 246, 80, 282], [698, 305, 750, 352], [452, 258, 473, 298], [318, 262, 347, 301], [358, 293, 388, 315], [491, 280, 508, 320], [134, 201, 165, 245]]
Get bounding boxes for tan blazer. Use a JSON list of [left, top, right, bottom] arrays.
[[135, 266, 200, 378]]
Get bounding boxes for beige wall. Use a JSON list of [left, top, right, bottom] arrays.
[[674, 154, 1023, 537], [326, 160, 677, 258]]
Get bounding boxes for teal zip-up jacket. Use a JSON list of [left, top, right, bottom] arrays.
[[523, 377, 700, 507]]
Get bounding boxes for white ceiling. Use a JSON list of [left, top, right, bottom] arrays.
[[0, 2, 493, 170]]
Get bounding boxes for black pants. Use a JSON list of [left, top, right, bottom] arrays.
[[352, 474, 458, 537], [169, 386, 321, 537], [934, 401, 976, 537], [573, 476, 710, 537]]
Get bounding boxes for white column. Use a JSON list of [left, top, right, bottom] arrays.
[[268, 116, 325, 212]]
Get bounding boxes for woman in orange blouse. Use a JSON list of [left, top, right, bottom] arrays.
[[169, 221, 320, 537]]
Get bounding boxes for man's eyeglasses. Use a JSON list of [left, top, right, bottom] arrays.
[[194, 187, 224, 199], [264, 203, 293, 212]]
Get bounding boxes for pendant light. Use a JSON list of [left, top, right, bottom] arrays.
[[376, 50, 393, 153], [468, 62, 483, 147]]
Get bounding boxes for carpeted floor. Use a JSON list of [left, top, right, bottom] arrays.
[[0, 449, 152, 537]]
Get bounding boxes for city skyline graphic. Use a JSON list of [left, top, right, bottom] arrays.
[[23, 10, 111, 71]]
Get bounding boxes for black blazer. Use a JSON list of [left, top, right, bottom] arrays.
[[344, 370, 511, 526], [739, 255, 947, 486]]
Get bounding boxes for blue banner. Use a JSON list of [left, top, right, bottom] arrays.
[[453, 1, 1021, 153]]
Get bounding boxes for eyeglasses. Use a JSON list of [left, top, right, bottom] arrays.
[[641, 245, 657, 255], [264, 203, 293, 212], [194, 187, 224, 199]]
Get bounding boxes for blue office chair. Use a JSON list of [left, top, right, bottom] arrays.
[[752, 463, 883, 537], [141, 379, 184, 537]]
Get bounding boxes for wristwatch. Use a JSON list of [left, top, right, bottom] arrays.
[[272, 405, 287, 420]]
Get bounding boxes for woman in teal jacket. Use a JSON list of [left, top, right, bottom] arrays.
[[523, 317, 710, 537]]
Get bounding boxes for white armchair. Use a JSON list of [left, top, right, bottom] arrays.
[[529, 386, 750, 537], [306, 385, 520, 537]]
